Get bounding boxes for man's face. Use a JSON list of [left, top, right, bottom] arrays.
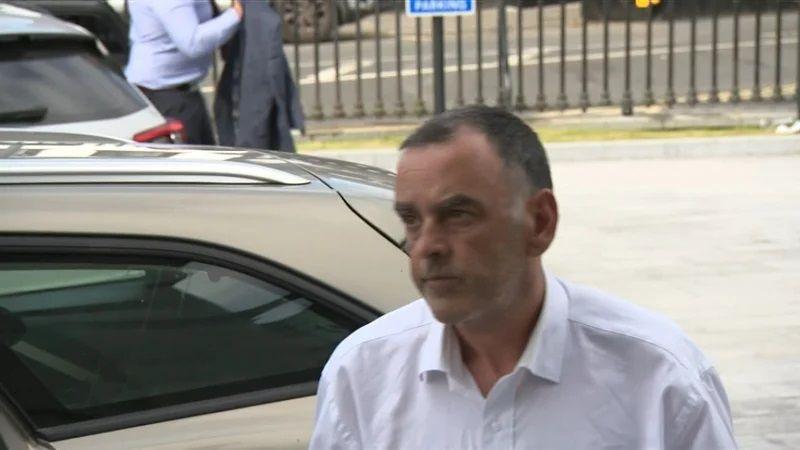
[[394, 127, 536, 326]]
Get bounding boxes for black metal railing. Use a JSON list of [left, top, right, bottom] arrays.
[[278, 0, 799, 122]]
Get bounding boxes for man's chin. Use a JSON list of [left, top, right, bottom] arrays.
[[423, 295, 470, 325]]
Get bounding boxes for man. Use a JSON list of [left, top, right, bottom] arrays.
[[310, 106, 737, 449], [125, 0, 243, 145]]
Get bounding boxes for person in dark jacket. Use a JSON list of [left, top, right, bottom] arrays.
[[214, 1, 305, 152]]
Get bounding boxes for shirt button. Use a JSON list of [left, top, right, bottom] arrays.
[[491, 421, 502, 432]]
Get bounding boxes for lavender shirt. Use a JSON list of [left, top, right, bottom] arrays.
[[125, 0, 240, 90]]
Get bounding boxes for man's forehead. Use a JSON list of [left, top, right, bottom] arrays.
[[395, 190, 481, 209], [397, 133, 501, 175], [396, 151, 492, 193], [395, 154, 511, 212]]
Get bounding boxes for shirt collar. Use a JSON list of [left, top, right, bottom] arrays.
[[417, 270, 570, 384], [418, 316, 449, 377], [514, 270, 569, 383]]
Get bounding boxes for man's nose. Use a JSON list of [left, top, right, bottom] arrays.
[[410, 220, 449, 259]]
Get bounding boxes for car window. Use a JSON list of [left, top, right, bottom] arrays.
[[0, 43, 146, 125], [0, 256, 360, 432]]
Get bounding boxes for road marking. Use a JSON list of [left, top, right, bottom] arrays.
[[296, 36, 799, 86], [291, 45, 558, 71], [299, 60, 373, 85], [200, 37, 798, 93]]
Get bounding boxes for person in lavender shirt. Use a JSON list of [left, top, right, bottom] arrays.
[[125, 0, 243, 144]]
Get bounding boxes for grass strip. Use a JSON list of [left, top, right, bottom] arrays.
[[298, 125, 769, 152]]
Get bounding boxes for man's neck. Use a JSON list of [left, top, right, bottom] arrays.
[[454, 269, 546, 397]]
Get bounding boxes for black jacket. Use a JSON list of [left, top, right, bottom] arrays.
[[214, 1, 304, 152]]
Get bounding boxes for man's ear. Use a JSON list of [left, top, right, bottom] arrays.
[[524, 189, 558, 257]]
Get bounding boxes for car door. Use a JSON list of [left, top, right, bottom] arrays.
[[0, 236, 379, 449]]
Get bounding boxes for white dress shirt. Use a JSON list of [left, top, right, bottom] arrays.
[[310, 272, 737, 450]]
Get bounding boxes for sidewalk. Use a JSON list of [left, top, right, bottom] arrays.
[[302, 101, 799, 140], [547, 155, 800, 449], [301, 101, 800, 170]]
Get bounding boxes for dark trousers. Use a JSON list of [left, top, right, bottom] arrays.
[[140, 85, 215, 145]]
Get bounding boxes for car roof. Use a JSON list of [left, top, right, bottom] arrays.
[[0, 136, 403, 240], [0, 138, 393, 190], [0, 2, 93, 39], [0, 140, 319, 183]]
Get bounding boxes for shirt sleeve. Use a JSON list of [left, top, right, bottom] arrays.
[[670, 367, 738, 450], [151, 1, 241, 59], [309, 365, 362, 450]]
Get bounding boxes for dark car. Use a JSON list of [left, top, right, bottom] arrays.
[[8, 0, 129, 67]]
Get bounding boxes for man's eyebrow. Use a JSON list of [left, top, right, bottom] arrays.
[[394, 195, 481, 214], [437, 194, 481, 211], [394, 202, 415, 214]]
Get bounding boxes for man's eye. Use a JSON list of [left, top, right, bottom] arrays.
[[401, 215, 419, 227], [449, 210, 472, 221]]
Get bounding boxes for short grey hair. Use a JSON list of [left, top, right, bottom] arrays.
[[399, 105, 552, 191]]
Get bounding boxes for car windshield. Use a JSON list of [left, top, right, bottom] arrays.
[[0, 42, 146, 125]]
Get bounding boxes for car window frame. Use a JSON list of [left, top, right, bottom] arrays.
[[0, 391, 43, 450], [0, 234, 380, 442]]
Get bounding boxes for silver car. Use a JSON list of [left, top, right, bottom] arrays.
[[0, 133, 415, 449], [0, 4, 176, 142]]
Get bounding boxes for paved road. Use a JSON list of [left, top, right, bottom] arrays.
[[203, 3, 799, 119], [547, 154, 800, 449]]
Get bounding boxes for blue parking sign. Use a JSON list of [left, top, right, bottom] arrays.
[[405, 0, 475, 17]]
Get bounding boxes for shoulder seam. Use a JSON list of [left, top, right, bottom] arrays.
[[331, 320, 433, 363], [567, 317, 698, 375]]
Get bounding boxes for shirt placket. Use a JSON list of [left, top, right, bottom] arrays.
[[481, 373, 517, 450]]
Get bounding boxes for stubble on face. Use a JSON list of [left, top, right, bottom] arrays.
[[395, 127, 535, 329]]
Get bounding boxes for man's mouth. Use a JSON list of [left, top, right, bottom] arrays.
[[424, 275, 457, 281], [422, 275, 460, 288]]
